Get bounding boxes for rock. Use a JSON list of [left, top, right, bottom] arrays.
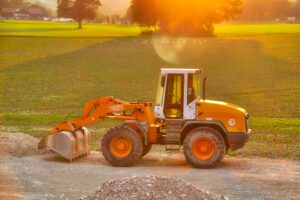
[[80, 176, 227, 200]]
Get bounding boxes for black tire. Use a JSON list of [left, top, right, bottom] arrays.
[[101, 125, 143, 167], [141, 144, 152, 157], [183, 127, 226, 168]]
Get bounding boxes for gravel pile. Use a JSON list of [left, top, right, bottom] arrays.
[[81, 176, 228, 200], [0, 132, 40, 157]]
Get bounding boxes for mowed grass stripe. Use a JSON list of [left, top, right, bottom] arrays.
[[1, 20, 300, 37]]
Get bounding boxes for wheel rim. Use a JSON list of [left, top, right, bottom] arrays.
[[109, 136, 132, 158], [192, 137, 216, 160]]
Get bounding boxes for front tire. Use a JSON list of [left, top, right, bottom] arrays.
[[183, 127, 226, 168], [101, 125, 143, 167], [141, 144, 152, 157]]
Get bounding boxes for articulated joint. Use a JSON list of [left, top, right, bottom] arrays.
[[125, 120, 148, 145]]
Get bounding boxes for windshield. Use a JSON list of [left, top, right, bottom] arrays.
[[187, 73, 201, 104]]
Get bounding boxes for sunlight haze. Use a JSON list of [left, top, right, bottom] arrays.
[[27, 0, 131, 15]]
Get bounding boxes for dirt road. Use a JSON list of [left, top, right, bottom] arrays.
[[0, 151, 299, 200]]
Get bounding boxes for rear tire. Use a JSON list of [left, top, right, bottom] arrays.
[[101, 125, 143, 167], [183, 127, 226, 168]]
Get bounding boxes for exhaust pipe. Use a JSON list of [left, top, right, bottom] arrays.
[[203, 77, 207, 100]]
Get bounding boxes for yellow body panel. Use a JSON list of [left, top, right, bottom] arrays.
[[197, 99, 247, 133]]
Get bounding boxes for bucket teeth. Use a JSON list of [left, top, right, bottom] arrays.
[[45, 127, 91, 161], [38, 136, 47, 150]]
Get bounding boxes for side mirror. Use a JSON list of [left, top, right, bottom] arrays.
[[203, 77, 207, 100]]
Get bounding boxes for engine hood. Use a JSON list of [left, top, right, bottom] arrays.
[[199, 99, 246, 114], [197, 99, 247, 133]]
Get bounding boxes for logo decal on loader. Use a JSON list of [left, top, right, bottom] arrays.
[[229, 118, 236, 126], [109, 105, 124, 112]]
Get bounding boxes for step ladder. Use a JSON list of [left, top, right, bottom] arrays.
[[164, 119, 184, 152]]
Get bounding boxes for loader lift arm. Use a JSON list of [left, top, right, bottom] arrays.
[[50, 96, 155, 135], [40, 96, 156, 161]]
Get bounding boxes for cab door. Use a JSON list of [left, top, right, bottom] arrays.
[[163, 74, 184, 119]]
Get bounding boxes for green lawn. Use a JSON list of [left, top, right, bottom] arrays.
[[0, 20, 299, 159], [1, 20, 300, 37], [0, 20, 140, 37]]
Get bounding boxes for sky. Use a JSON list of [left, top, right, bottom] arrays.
[[27, 0, 299, 16], [28, 0, 131, 15]]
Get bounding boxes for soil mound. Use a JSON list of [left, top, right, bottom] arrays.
[[0, 132, 40, 157]]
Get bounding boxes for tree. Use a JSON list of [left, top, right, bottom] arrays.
[[238, 0, 292, 21], [58, 0, 101, 29], [0, 0, 29, 8], [130, 0, 158, 30], [123, 7, 134, 24], [130, 0, 242, 36], [0, 0, 8, 8], [293, 0, 300, 18]]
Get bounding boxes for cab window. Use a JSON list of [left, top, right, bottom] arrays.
[[156, 75, 165, 105]]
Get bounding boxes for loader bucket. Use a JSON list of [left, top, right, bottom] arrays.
[[45, 127, 91, 161]]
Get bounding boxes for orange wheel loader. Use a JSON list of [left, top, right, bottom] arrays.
[[39, 68, 251, 168]]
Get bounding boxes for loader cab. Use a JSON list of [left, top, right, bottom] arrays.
[[154, 68, 202, 120]]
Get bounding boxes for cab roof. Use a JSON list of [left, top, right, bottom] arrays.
[[160, 68, 202, 74]]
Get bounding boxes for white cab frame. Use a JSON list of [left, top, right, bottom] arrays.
[[154, 68, 201, 120]]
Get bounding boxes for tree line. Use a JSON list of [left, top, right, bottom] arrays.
[[2, 0, 299, 35], [0, 0, 26, 7], [238, 0, 300, 21], [129, 0, 300, 36], [130, 0, 242, 36]]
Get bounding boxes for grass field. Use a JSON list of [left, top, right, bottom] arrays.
[[0, 20, 299, 159], [1, 20, 300, 37]]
